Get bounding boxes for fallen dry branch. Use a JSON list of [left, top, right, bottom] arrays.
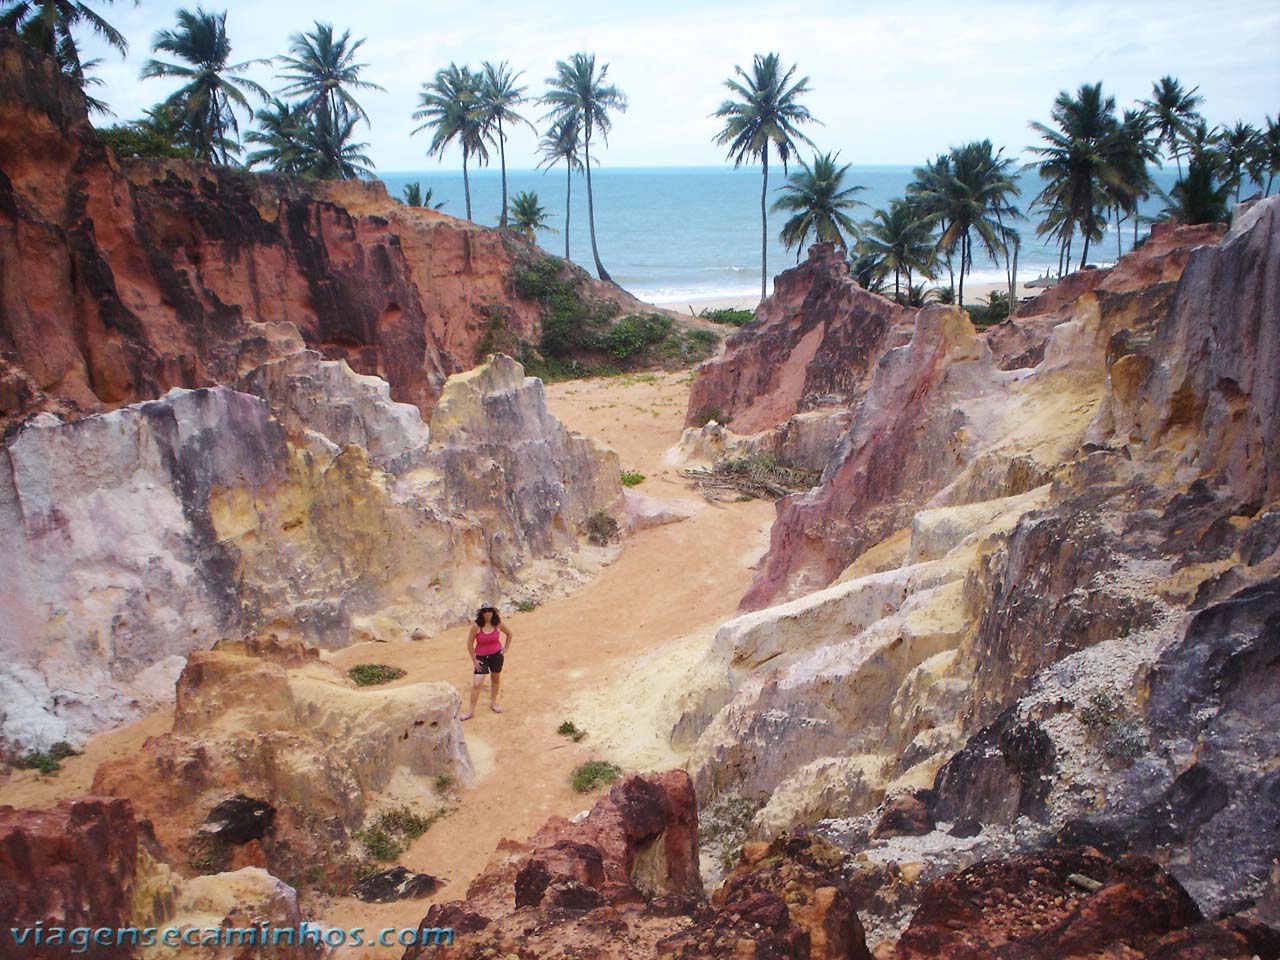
[[681, 458, 822, 501]]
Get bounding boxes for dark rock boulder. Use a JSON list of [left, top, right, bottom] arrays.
[[350, 866, 440, 903], [199, 794, 276, 845]]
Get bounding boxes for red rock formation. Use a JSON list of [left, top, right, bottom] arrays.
[[685, 243, 914, 434], [887, 848, 1279, 959], [0, 38, 630, 430], [1013, 221, 1227, 321], [741, 305, 1003, 607], [403, 776, 872, 960], [0, 798, 139, 960], [670, 833, 873, 960], [732, 213, 1248, 609]]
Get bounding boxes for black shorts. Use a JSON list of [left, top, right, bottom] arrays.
[[474, 652, 504, 675]]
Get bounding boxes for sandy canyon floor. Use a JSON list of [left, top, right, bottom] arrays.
[[0, 369, 774, 956]]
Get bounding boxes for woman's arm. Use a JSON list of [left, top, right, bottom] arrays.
[[500, 623, 514, 651], [467, 626, 478, 666]]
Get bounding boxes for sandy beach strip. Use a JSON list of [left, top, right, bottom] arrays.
[[655, 279, 1044, 316]]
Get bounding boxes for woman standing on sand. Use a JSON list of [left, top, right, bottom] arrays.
[[460, 605, 513, 721]]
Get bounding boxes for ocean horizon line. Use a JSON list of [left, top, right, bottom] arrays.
[[378, 163, 929, 178]]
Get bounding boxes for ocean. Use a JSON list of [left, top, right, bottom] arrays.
[[378, 165, 1186, 304]]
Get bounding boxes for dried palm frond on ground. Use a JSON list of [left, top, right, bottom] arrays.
[[681, 455, 822, 501]]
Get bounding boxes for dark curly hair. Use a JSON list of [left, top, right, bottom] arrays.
[[475, 605, 501, 627]]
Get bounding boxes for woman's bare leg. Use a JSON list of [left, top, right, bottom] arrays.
[[461, 674, 484, 721], [489, 673, 503, 712]]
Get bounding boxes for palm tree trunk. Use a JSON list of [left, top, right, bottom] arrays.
[[584, 134, 611, 282], [463, 151, 472, 221], [894, 266, 900, 303], [760, 152, 769, 302], [1080, 225, 1091, 271], [1009, 240, 1018, 318], [564, 164, 572, 261], [1134, 213, 1140, 248], [958, 232, 966, 306], [994, 206, 1012, 303], [1116, 207, 1123, 260], [498, 117, 508, 228], [1064, 231, 1073, 277]]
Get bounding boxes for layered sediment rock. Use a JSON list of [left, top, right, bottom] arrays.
[[676, 197, 1280, 938], [685, 243, 913, 435], [91, 634, 469, 889], [0, 354, 620, 749], [0, 37, 561, 427]]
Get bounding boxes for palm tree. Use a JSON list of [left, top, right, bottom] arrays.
[[141, 8, 268, 164], [276, 22, 384, 126], [915, 140, 1020, 304], [288, 106, 373, 180], [711, 52, 819, 301], [1105, 108, 1160, 256], [542, 52, 627, 282], [1030, 83, 1121, 274], [1164, 152, 1231, 225], [474, 61, 533, 229], [400, 182, 444, 209], [508, 191, 555, 240], [1141, 76, 1203, 176], [858, 198, 936, 303], [537, 115, 584, 260], [412, 63, 490, 221], [908, 153, 956, 291], [1219, 121, 1260, 202], [1260, 116, 1280, 196], [244, 97, 304, 172], [39, 28, 110, 113], [1, 0, 128, 68], [771, 151, 864, 257]]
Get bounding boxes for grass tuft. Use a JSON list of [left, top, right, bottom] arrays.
[[571, 760, 622, 793], [348, 664, 406, 687]]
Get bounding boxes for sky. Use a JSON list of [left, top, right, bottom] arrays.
[[76, 0, 1280, 172]]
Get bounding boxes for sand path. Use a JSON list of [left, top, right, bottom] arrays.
[[315, 371, 772, 953], [314, 371, 771, 953], [0, 370, 772, 955]]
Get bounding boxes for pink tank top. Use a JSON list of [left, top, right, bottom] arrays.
[[475, 626, 502, 656]]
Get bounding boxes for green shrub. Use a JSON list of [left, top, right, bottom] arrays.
[[966, 289, 1010, 327], [586, 511, 619, 546], [557, 720, 587, 743], [697, 307, 754, 326], [13, 741, 78, 775], [513, 255, 612, 358], [571, 760, 621, 793], [603, 313, 673, 360], [355, 805, 443, 861], [516, 599, 537, 613], [97, 123, 194, 160], [348, 664, 407, 687], [621, 470, 645, 487], [1078, 691, 1146, 764], [434, 774, 454, 793]]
